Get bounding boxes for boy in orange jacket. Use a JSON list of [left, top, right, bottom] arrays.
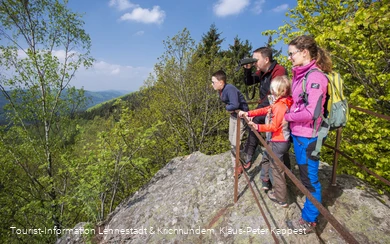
[[239, 75, 292, 207]]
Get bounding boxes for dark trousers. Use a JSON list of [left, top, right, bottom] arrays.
[[260, 141, 291, 202], [244, 115, 265, 157]]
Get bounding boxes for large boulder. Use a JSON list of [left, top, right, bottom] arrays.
[[58, 151, 390, 243]]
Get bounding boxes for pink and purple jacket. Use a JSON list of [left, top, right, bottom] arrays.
[[284, 60, 328, 138]]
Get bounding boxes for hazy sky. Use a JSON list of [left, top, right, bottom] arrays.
[[65, 0, 297, 92]]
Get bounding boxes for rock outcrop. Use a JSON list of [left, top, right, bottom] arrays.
[[58, 151, 390, 243]]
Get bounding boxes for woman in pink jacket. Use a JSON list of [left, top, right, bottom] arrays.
[[284, 35, 332, 234]]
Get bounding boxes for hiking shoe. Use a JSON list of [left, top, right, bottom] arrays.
[[235, 165, 243, 177], [267, 190, 277, 201], [286, 217, 317, 234], [239, 151, 252, 170], [267, 191, 288, 208], [243, 161, 251, 169], [277, 202, 288, 208], [261, 180, 271, 190], [244, 153, 252, 163]]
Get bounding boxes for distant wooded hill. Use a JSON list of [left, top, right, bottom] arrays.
[[0, 89, 130, 124], [81, 88, 145, 120], [84, 90, 129, 108]]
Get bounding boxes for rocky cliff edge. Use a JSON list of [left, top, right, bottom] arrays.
[[58, 151, 390, 244]]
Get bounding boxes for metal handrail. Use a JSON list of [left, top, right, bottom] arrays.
[[325, 142, 390, 187], [240, 161, 280, 243], [231, 103, 389, 243], [349, 104, 390, 121], [328, 105, 390, 185]]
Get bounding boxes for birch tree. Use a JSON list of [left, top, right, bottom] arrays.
[[0, 0, 93, 241]]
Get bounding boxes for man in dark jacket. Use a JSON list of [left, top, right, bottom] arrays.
[[242, 47, 287, 170]]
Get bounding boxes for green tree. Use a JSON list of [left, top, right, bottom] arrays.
[[263, 0, 390, 191], [72, 103, 163, 222], [147, 28, 229, 154], [197, 23, 224, 60], [0, 0, 93, 241], [224, 36, 252, 93]]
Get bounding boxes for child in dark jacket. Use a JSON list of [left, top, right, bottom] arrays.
[[239, 75, 292, 207], [212, 70, 249, 174]]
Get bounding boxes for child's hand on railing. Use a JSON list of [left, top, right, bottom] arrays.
[[238, 110, 248, 118], [248, 121, 259, 131]]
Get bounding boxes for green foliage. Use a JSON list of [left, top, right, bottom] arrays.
[[197, 23, 225, 60], [0, 0, 93, 242], [224, 36, 252, 93], [81, 91, 139, 120], [71, 102, 164, 221], [146, 28, 231, 155], [4, 3, 388, 242], [56, 28, 259, 233], [263, 0, 390, 192]]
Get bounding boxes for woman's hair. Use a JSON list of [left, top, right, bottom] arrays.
[[270, 75, 291, 98], [289, 35, 332, 73]]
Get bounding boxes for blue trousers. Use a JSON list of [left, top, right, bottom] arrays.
[[292, 134, 322, 223]]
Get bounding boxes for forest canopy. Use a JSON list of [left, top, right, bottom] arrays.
[[0, 0, 388, 243]]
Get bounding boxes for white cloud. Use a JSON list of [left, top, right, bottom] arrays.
[[51, 50, 79, 62], [252, 0, 266, 14], [17, 49, 28, 59], [72, 60, 153, 92], [51, 50, 67, 60], [133, 30, 145, 36], [3, 49, 151, 91], [109, 0, 136, 11], [120, 6, 165, 24], [14, 49, 78, 62], [111, 67, 120, 74], [271, 4, 289, 13], [213, 0, 250, 17]]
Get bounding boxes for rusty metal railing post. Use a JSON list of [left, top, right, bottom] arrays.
[[331, 127, 342, 186], [234, 117, 240, 203]]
